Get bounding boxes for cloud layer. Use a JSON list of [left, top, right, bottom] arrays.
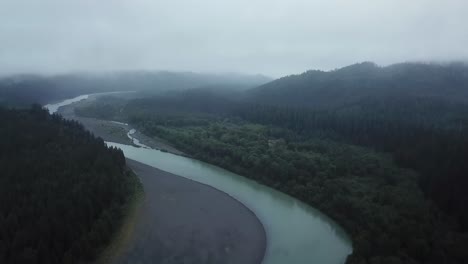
[[1, 0, 467, 77]]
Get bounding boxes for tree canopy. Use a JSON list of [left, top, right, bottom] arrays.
[[0, 105, 138, 264]]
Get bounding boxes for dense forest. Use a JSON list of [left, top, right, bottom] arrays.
[[0, 105, 139, 264], [249, 62, 468, 109], [76, 62, 468, 264]]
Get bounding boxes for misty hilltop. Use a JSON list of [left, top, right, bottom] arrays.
[[0, 71, 271, 107], [248, 62, 468, 109]]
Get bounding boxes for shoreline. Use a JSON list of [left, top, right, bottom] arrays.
[[57, 102, 187, 157], [95, 171, 144, 264]]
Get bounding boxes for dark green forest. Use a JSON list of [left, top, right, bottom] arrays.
[[0, 105, 139, 264], [249, 62, 468, 109], [76, 62, 468, 264]]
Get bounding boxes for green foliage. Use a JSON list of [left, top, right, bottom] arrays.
[[0, 105, 138, 264], [75, 96, 125, 120], [127, 112, 468, 264], [249, 62, 468, 109], [235, 101, 468, 231]]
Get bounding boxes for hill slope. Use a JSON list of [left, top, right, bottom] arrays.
[[249, 62, 468, 109]]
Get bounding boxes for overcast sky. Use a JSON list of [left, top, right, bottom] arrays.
[[1, 0, 467, 77]]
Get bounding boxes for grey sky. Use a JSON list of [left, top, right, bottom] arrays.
[[1, 0, 467, 77]]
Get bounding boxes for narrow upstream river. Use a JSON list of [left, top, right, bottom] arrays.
[[45, 94, 353, 264]]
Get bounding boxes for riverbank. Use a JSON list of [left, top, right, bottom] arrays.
[[113, 159, 266, 264], [57, 96, 186, 156], [95, 171, 144, 264]]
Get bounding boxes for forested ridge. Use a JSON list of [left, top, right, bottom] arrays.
[[0, 105, 139, 264], [249, 62, 468, 109], [75, 62, 468, 263]]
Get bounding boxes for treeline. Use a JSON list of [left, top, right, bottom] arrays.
[[248, 62, 468, 109], [234, 98, 468, 232], [0, 105, 139, 264]]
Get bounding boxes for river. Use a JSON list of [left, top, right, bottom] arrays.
[[45, 94, 353, 264]]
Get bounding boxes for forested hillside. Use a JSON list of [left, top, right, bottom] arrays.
[[249, 62, 468, 109], [0, 105, 139, 264], [75, 62, 468, 263]]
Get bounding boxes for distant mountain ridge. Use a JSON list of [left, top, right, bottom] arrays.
[[0, 71, 271, 107], [248, 62, 468, 109]]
